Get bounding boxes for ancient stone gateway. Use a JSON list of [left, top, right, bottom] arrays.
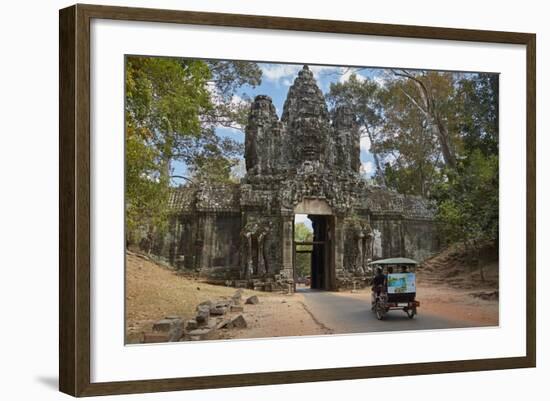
[[294, 199, 335, 290], [154, 65, 441, 291]]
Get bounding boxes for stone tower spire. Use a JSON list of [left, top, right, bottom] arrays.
[[281, 65, 332, 170], [244, 95, 282, 175]]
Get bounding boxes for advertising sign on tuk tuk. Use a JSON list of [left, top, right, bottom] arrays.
[[387, 273, 416, 294]]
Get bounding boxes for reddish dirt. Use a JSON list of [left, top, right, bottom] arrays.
[[411, 243, 499, 326]]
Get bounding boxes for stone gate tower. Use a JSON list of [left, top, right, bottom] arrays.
[[156, 66, 440, 291]]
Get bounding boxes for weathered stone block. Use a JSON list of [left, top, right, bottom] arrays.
[[169, 323, 185, 342], [229, 314, 247, 329], [217, 314, 247, 329], [216, 318, 232, 329], [210, 306, 227, 316], [152, 319, 176, 333], [196, 300, 213, 311], [215, 299, 232, 308], [245, 295, 259, 305], [186, 328, 215, 340], [186, 319, 198, 331], [196, 306, 210, 325]]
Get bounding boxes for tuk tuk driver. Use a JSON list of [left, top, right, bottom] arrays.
[[372, 267, 386, 296]]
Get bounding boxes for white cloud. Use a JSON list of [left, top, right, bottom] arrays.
[[360, 135, 371, 152], [294, 214, 313, 230], [281, 78, 292, 87], [339, 68, 366, 83], [261, 64, 347, 86], [261, 64, 301, 82], [360, 161, 375, 177], [309, 66, 342, 80], [373, 75, 387, 88]]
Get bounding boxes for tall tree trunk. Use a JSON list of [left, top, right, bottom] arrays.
[[433, 116, 457, 169], [393, 70, 457, 170], [365, 130, 387, 186]]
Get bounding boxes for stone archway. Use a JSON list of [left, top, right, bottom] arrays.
[[292, 198, 336, 291]]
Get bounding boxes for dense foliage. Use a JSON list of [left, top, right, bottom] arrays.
[[327, 71, 499, 249], [125, 56, 261, 243]]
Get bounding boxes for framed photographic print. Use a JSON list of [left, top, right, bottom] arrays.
[[59, 3, 536, 397]]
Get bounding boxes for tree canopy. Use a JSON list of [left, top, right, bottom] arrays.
[[125, 56, 261, 243], [327, 70, 499, 248]]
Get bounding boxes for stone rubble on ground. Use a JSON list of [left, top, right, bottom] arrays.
[[141, 291, 252, 343], [149, 316, 185, 342]]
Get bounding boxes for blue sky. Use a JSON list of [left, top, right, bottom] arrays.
[[173, 62, 384, 185]]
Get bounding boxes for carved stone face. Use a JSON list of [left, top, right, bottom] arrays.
[[295, 118, 326, 162]]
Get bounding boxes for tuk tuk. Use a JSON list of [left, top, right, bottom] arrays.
[[368, 257, 420, 320]]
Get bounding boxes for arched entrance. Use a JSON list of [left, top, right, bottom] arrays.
[[293, 198, 336, 291]]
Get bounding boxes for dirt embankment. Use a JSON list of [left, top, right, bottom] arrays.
[[125, 252, 327, 343], [415, 243, 499, 326]]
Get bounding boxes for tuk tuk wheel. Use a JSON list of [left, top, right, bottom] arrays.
[[375, 303, 385, 320], [406, 307, 416, 319]]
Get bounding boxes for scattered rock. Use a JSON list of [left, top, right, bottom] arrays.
[[169, 323, 185, 341], [196, 300, 213, 311], [229, 314, 247, 329], [216, 318, 232, 329], [186, 328, 214, 340], [218, 314, 247, 329], [215, 299, 232, 308], [210, 306, 227, 316], [196, 306, 210, 325], [230, 305, 244, 312], [153, 319, 178, 333], [152, 318, 185, 341], [186, 319, 198, 331], [246, 295, 259, 305]]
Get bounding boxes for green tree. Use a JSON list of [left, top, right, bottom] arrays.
[[432, 151, 498, 280], [391, 70, 460, 169], [376, 77, 443, 196], [454, 73, 499, 156], [125, 57, 262, 243], [294, 222, 313, 278], [432, 73, 499, 275], [327, 69, 499, 256], [327, 74, 386, 185], [125, 56, 211, 242]]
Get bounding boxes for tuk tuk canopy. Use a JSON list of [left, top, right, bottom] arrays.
[[368, 257, 418, 266]]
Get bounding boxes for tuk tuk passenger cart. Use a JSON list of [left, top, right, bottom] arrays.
[[368, 257, 420, 320]]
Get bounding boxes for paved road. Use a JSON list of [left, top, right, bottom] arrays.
[[299, 288, 478, 334]]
